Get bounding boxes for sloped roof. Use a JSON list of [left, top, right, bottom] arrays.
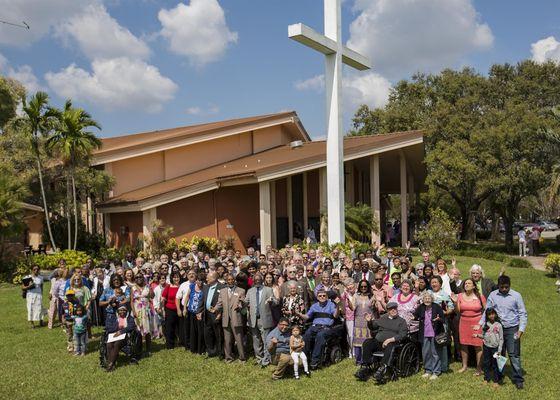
[[93, 111, 309, 165], [98, 130, 424, 211]]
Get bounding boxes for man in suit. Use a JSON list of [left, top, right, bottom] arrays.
[[353, 260, 375, 285], [245, 273, 278, 366], [299, 264, 316, 310], [196, 271, 224, 358], [280, 266, 306, 298], [215, 273, 246, 363]]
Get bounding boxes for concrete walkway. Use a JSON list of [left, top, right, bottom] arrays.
[[514, 255, 546, 271]]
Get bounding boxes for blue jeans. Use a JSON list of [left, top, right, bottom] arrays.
[[422, 337, 443, 375], [503, 326, 523, 384], [74, 331, 87, 354], [303, 325, 336, 366]]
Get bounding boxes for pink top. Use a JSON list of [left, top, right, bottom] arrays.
[[340, 291, 355, 321], [390, 292, 419, 332]]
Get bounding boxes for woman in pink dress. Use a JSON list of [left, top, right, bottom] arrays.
[[456, 278, 486, 375]]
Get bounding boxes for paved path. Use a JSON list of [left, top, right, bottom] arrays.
[[513, 255, 546, 271]]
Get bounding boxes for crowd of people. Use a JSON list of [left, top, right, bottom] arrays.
[[21, 243, 528, 388]]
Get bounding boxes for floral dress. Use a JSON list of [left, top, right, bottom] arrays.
[[132, 285, 160, 338], [352, 294, 375, 347], [282, 294, 305, 326]]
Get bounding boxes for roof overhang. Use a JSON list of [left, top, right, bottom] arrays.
[[92, 113, 310, 166], [98, 133, 424, 214]]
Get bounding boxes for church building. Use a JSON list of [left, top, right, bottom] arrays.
[[93, 111, 425, 252]]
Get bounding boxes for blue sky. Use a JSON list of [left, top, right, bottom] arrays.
[[2, 0, 560, 139]]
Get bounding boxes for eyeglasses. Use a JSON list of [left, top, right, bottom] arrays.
[[317, 294, 327, 298], [360, 286, 368, 289], [374, 278, 383, 281]]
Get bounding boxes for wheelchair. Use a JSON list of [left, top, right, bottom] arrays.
[[99, 329, 141, 370], [302, 318, 348, 368], [356, 334, 421, 383]]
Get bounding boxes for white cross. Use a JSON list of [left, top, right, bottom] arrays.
[[288, 0, 371, 244]]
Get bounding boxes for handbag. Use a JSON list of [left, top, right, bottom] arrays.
[[435, 322, 449, 346]]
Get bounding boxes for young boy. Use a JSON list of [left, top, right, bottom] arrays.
[[72, 305, 88, 356]]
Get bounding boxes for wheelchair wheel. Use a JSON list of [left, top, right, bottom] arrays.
[[397, 342, 420, 377], [330, 345, 342, 364]]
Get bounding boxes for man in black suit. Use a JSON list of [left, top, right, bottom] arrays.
[[353, 260, 375, 285], [196, 271, 224, 357]]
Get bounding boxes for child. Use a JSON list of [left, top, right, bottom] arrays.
[[476, 308, 504, 387], [289, 325, 309, 379], [72, 305, 88, 356], [62, 290, 80, 353]]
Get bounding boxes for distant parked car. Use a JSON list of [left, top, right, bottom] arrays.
[[538, 221, 559, 231]]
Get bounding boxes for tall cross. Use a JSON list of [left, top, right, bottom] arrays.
[[289, 0, 371, 244]]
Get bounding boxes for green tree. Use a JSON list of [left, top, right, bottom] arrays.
[[415, 208, 458, 258], [11, 92, 59, 251], [47, 100, 101, 250], [0, 76, 25, 130], [0, 166, 28, 262]]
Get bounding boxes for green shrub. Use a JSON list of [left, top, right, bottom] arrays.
[[507, 258, 531, 269], [544, 253, 560, 276], [416, 208, 458, 258]]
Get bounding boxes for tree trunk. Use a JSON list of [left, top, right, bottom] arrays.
[[66, 174, 72, 250], [36, 157, 58, 252], [459, 207, 476, 241], [490, 213, 501, 241], [503, 213, 514, 252], [72, 171, 78, 250]]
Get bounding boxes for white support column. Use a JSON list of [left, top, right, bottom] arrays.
[[400, 152, 408, 246], [259, 181, 272, 253], [303, 172, 308, 233], [271, 181, 277, 248], [319, 167, 328, 243], [287, 176, 294, 244], [104, 213, 111, 246], [142, 208, 157, 251], [345, 161, 355, 205], [369, 155, 381, 246], [86, 196, 94, 234]]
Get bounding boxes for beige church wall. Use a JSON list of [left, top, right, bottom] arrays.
[[109, 212, 143, 248], [110, 153, 164, 196], [216, 184, 259, 251], [156, 192, 216, 241], [164, 132, 252, 180], [252, 126, 292, 153], [24, 210, 44, 249], [306, 170, 320, 218]]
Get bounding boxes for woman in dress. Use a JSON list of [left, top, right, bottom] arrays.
[[69, 273, 92, 311], [265, 272, 282, 325], [22, 265, 44, 328], [389, 279, 419, 333], [456, 277, 486, 375], [124, 269, 135, 288], [131, 273, 159, 357], [351, 279, 376, 363], [281, 281, 305, 326]]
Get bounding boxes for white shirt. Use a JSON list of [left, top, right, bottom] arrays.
[[153, 285, 164, 310], [518, 230, 526, 243], [176, 281, 192, 307]]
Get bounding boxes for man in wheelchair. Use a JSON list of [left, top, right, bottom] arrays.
[[297, 289, 341, 370], [355, 301, 408, 383]]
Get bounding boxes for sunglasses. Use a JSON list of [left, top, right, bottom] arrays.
[[317, 294, 327, 298], [374, 278, 383, 281]]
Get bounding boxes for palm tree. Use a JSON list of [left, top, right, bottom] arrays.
[[12, 92, 58, 251], [47, 100, 101, 250]]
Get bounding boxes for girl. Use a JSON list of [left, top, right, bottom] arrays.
[[476, 308, 504, 387], [289, 325, 309, 379], [72, 305, 88, 356]]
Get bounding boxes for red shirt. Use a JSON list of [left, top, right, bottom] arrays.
[[162, 285, 179, 310]]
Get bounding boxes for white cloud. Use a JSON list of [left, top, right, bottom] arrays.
[[0, 0, 90, 47], [45, 57, 178, 112], [295, 75, 325, 91], [0, 52, 44, 93], [56, 3, 150, 61], [186, 105, 219, 115], [531, 36, 560, 63], [348, 0, 493, 78], [158, 0, 238, 66], [294, 72, 391, 110]]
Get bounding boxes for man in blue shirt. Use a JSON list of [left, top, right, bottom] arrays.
[[478, 275, 527, 389], [297, 289, 340, 369], [266, 317, 292, 380]]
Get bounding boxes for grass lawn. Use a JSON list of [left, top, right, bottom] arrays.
[[1, 256, 559, 400]]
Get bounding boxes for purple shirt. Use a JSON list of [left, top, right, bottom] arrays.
[[423, 308, 435, 337]]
